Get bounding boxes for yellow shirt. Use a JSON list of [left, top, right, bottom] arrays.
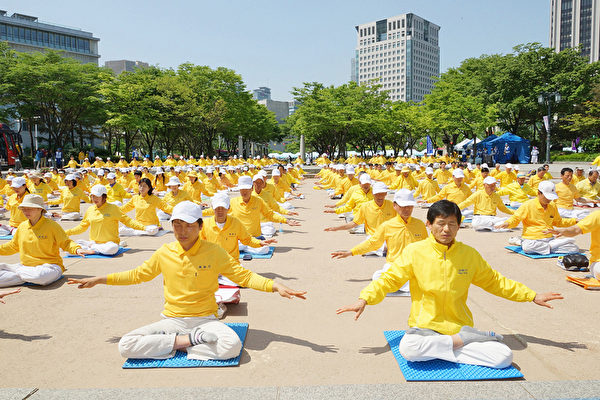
[[335, 176, 359, 195], [577, 210, 600, 262], [352, 199, 396, 236], [359, 235, 536, 335], [414, 178, 440, 200], [335, 188, 373, 215], [391, 174, 418, 190], [496, 171, 517, 187], [6, 193, 27, 228], [106, 183, 131, 203], [67, 160, 79, 169], [351, 215, 427, 262], [428, 182, 472, 204], [28, 182, 53, 201], [107, 239, 273, 318], [120, 194, 172, 226], [555, 182, 580, 210], [184, 180, 213, 200], [527, 174, 547, 191], [163, 189, 193, 208], [201, 215, 262, 259], [256, 188, 289, 216], [66, 202, 146, 244], [433, 169, 452, 185], [575, 179, 600, 200], [229, 195, 287, 237], [497, 182, 536, 203], [0, 217, 80, 269], [490, 168, 502, 177], [506, 198, 576, 239], [458, 190, 514, 216], [48, 186, 90, 213]]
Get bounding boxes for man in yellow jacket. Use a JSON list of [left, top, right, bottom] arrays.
[[68, 201, 306, 361], [458, 176, 513, 232], [337, 200, 562, 369], [497, 173, 536, 208]]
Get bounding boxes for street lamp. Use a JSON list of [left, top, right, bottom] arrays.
[[538, 91, 561, 163]]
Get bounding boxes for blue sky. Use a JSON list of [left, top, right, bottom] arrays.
[[4, 1, 549, 100]]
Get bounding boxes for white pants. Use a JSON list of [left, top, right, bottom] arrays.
[[399, 328, 513, 369], [119, 225, 159, 236], [521, 237, 579, 255], [0, 263, 63, 288], [260, 222, 276, 238], [472, 215, 509, 232], [462, 209, 474, 218], [76, 239, 120, 256], [284, 192, 292, 199], [238, 242, 270, 255], [373, 263, 409, 292], [278, 202, 294, 211], [118, 315, 241, 361], [60, 212, 81, 221], [558, 207, 590, 220], [157, 210, 171, 221], [0, 225, 16, 236], [590, 262, 600, 280]]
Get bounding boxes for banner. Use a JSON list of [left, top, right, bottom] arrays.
[[543, 115, 550, 132], [426, 135, 434, 155]]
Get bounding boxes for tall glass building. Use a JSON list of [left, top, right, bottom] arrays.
[[353, 13, 440, 102], [0, 11, 100, 64], [550, 0, 599, 62]]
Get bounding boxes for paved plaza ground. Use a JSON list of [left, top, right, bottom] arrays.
[[1, 162, 600, 399]]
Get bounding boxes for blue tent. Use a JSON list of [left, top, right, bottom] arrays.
[[481, 132, 530, 164], [474, 134, 497, 149]]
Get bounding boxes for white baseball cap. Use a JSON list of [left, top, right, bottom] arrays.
[[452, 169, 465, 178], [10, 177, 26, 188], [345, 166, 355, 175], [538, 180, 558, 200], [393, 189, 417, 206], [65, 174, 76, 181], [170, 201, 203, 223], [481, 163, 489, 169], [506, 163, 513, 169], [90, 184, 107, 197], [238, 175, 253, 190], [372, 182, 388, 195], [425, 167, 434, 175], [272, 169, 281, 177], [359, 174, 372, 185], [166, 177, 182, 187], [106, 173, 116, 179], [206, 167, 214, 174], [252, 174, 265, 182], [97, 169, 105, 176], [211, 192, 230, 209], [483, 176, 497, 185]]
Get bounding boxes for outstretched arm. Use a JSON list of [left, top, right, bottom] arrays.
[[0, 288, 21, 303], [533, 292, 563, 309], [336, 299, 367, 320], [272, 281, 307, 299], [67, 276, 107, 289]]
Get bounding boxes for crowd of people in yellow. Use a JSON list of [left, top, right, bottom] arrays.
[[2, 150, 600, 372]]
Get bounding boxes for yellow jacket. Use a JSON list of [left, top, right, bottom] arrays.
[[359, 235, 536, 335], [28, 182, 53, 201], [66, 202, 146, 244], [577, 211, 600, 262], [575, 178, 600, 200], [458, 190, 513, 216], [433, 169, 452, 185], [201, 215, 263, 259], [496, 171, 517, 188], [497, 182, 536, 203], [555, 182, 580, 210], [335, 176, 358, 195], [352, 199, 396, 236], [0, 217, 80, 269], [163, 189, 194, 208], [106, 183, 131, 203], [107, 239, 273, 318], [428, 182, 472, 204], [120, 194, 172, 226], [351, 215, 427, 262], [230, 194, 287, 237], [335, 188, 373, 215], [6, 193, 27, 228], [414, 178, 440, 200], [48, 186, 90, 213], [506, 198, 576, 239]]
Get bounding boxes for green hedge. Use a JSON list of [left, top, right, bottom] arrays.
[[550, 152, 598, 162]]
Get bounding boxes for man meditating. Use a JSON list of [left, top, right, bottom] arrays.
[[337, 200, 562, 369], [69, 201, 306, 361]]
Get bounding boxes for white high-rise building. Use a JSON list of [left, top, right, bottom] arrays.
[[550, 0, 600, 62], [354, 13, 440, 102]]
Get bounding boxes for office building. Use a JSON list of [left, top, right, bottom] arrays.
[[253, 87, 272, 101], [258, 99, 290, 123], [0, 10, 100, 64], [354, 13, 440, 102], [550, 0, 599, 62], [104, 60, 149, 75]]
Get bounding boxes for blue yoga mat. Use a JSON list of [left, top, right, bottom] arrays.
[[65, 247, 131, 258], [122, 322, 248, 369], [239, 246, 275, 259], [0, 235, 13, 240], [505, 246, 581, 259], [22, 275, 64, 286], [384, 330, 523, 381]]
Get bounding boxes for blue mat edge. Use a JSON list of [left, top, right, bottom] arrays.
[[504, 246, 582, 259], [65, 247, 131, 258], [122, 322, 249, 369], [239, 246, 275, 259], [383, 330, 524, 381]]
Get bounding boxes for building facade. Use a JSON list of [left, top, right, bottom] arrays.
[[253, 87, 272, 101], [550, 0, 600, 62], [354, 13, 440, 102], [0, 10, 100, 64], [104, 60, 149, 75]]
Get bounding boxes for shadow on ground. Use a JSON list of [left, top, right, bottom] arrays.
[[245, 329, 338, 353], [504, 334, 588, 352], [0, 329, 52, 341]]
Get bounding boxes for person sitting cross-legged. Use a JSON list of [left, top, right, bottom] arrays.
[[68, 201, 306, 361], [337, 200, 563, 369]]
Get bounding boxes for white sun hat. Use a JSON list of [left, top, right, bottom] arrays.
[[170, 201, 203, 223], [372, 182, 388, 195], [238, 175, 253, 190], [393, 189, 417, 206]]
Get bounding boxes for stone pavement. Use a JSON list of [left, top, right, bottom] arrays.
[[1, 162, 599, 399]]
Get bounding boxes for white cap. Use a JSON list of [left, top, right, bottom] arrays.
[[452, 169, 465, 178], [170, 201, 203, 223], [90, 184, 107, 197], [11, 177, 26, 188], [65, 174, 76, 181], [211, 192, 230, 209], [538, 180, 558, 200], [425, 167, 434, 175], [372, 182, 388, 195], [155, 168, 164, 174], [106, 173, 116, 179], [44, 172, 52, 178], [393, 189, 417, 206], [481, 163, 489, 169], [206, 167, 214, 174], [166, 177, 182, 187], [238, 175, 253, 190], [483, 176, 497, 185], [394, 164, 402, 171], [514, 165, 520, 171], [272, 169, 281, 177], [252, 174, 265, 182], [345, 166, 355, 174], [97, 169, 105, 176], [359, 174, 372, 185], [506, 163, 513, 169]]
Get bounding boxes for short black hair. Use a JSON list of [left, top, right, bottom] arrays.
[[427, 200, 462, 224], [134, 171, 142, 176], [589, 169, 598, 177], [561, 167, 573, 175], [537, 167, 546, 173], [140, 178, 154, 195], [481, 167, 489, 173]]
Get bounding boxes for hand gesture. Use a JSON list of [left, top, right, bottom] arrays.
[[324, 204, 336, 208], [287, 219, 301, 227], [272, 282, 307, 299], [494, 222, 509, 230], [324, 209, 336, 214], [67, 276, 105, 289], [0, 288, 21, 303], [533, 292, 563, 309], [260, 238, 277, 246], [331, 250, 352, 259], [287, 211, 299, 216], [324, 226, 339, 232], [75, 248, 96, 257], [336, 299, 367, 320]]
